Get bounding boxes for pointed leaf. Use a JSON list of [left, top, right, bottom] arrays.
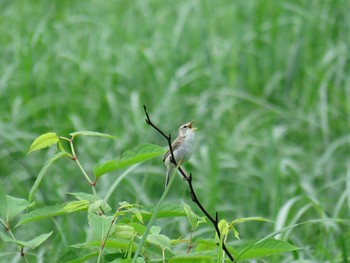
[[1, 231, 52, 249], [88, 213, 115, 241], [141, 204, 187, 220], [63, 200, 89, 213], [133, 209, 144, 224], [94, 144, 165, 177], [69, 131, 116, 139], [17, 202, 88, 226], [68, 192, 99, 202], [230, 217, 273, 225], [29, 151, 69, 203], [146, 234, 171, 249], [28, 132, 59, 154], [236, 238, 300, 261], [231, 225, 240, 240], [6, 196, 30, 220], [72, 237, 133, 251], [57, 250, 98, 263], [182, 200, 205, 230]]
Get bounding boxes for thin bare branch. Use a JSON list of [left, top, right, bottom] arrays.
[[142, 104, 235, 262]]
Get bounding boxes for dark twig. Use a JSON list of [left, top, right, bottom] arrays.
[[143, 105, 188, 181], [142, 105, 234, 262]]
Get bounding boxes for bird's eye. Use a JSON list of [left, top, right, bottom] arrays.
[[182, 125, 187, 129]]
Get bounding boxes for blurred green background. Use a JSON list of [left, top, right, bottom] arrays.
[[1, 0, 350, 262]]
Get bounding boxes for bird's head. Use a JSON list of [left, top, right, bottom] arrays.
[[178, 121, 197, 137]]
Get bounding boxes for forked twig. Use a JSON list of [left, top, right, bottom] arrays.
[[143, 105, 234, 262]]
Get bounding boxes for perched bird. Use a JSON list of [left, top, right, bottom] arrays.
[[163, 121, 196, 186]]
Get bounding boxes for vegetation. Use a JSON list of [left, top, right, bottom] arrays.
[[1, 0, 350, 262]]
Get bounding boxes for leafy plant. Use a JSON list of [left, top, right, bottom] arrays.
[[0, 123, 301, 262]]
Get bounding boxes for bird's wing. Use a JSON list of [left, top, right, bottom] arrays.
[[163, 137, 182, 162]]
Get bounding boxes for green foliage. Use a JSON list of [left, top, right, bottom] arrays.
[[69, 131, 116, 139], [1, 231, 53, 249], [6, 195, 31, 220], [1, 0, 349, 262], [169, 251, 217, 262], [0, 129, 333, 261], [17, 201, 88, 226], [235, 239, 299, 261], [94, 144, 165, 178], [182, 200, 206, 230], [88, 213, 115, 241], [28, 151, 69, 203], [28, 132, 59, 154]]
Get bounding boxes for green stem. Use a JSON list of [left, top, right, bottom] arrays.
[[75, 157, 97, 196], [131, 170, 177, 262], [3, 226, 28, 263], [97, 214, 118, 263], [68, 138, 97, 196]]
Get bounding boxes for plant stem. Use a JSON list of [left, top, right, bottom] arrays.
[[67, 137, 97, 196], [131, 169, 177, 262], [97, 214, 118, 263], [1, 224, 29, 263]]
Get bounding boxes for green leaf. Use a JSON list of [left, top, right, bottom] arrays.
[[114, 224, 135, 239], [57, 250, 98, 263], [141, 204, 187, 221], [133, 209, 144, 224], [88, 213, 115, 241], [0, 181, 7, 220], [68, 192, 100, 202], [93, 144, 165, 178], [146, 234, 171, 249], [195, 238, 218, 252], [72, 238, 133, 251], [230, 217, 273, 225], [63, 200, 89, 213], [169, 251, 217, 262], [236, 238, 300, 261], [128, 222, 146, 236], [231, 225, 240, 240], [28, 132, 59, 154], [69, 131, 116, 139], [1, 231, 52, 249], [16, 202, 88, 226], [29, 151, 69, 203], [182, 200, 205, 230], [88, 200, 112, 214], [6, 196, 30, 220], [216, 219, 229, 241], [149, 226, 161, 235]]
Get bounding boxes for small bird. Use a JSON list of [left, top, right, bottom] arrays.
[[163, 121, 196, 186]]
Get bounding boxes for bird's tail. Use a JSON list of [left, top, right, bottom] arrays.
[[165, 165, 174, 187]]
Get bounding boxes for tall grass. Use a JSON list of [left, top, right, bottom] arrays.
[[1, 0, 350, 262]]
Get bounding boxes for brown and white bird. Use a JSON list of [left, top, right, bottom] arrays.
[[163, 121, 196, 186]]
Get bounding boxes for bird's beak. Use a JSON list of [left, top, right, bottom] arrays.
[[189, 121, 197, 130]]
